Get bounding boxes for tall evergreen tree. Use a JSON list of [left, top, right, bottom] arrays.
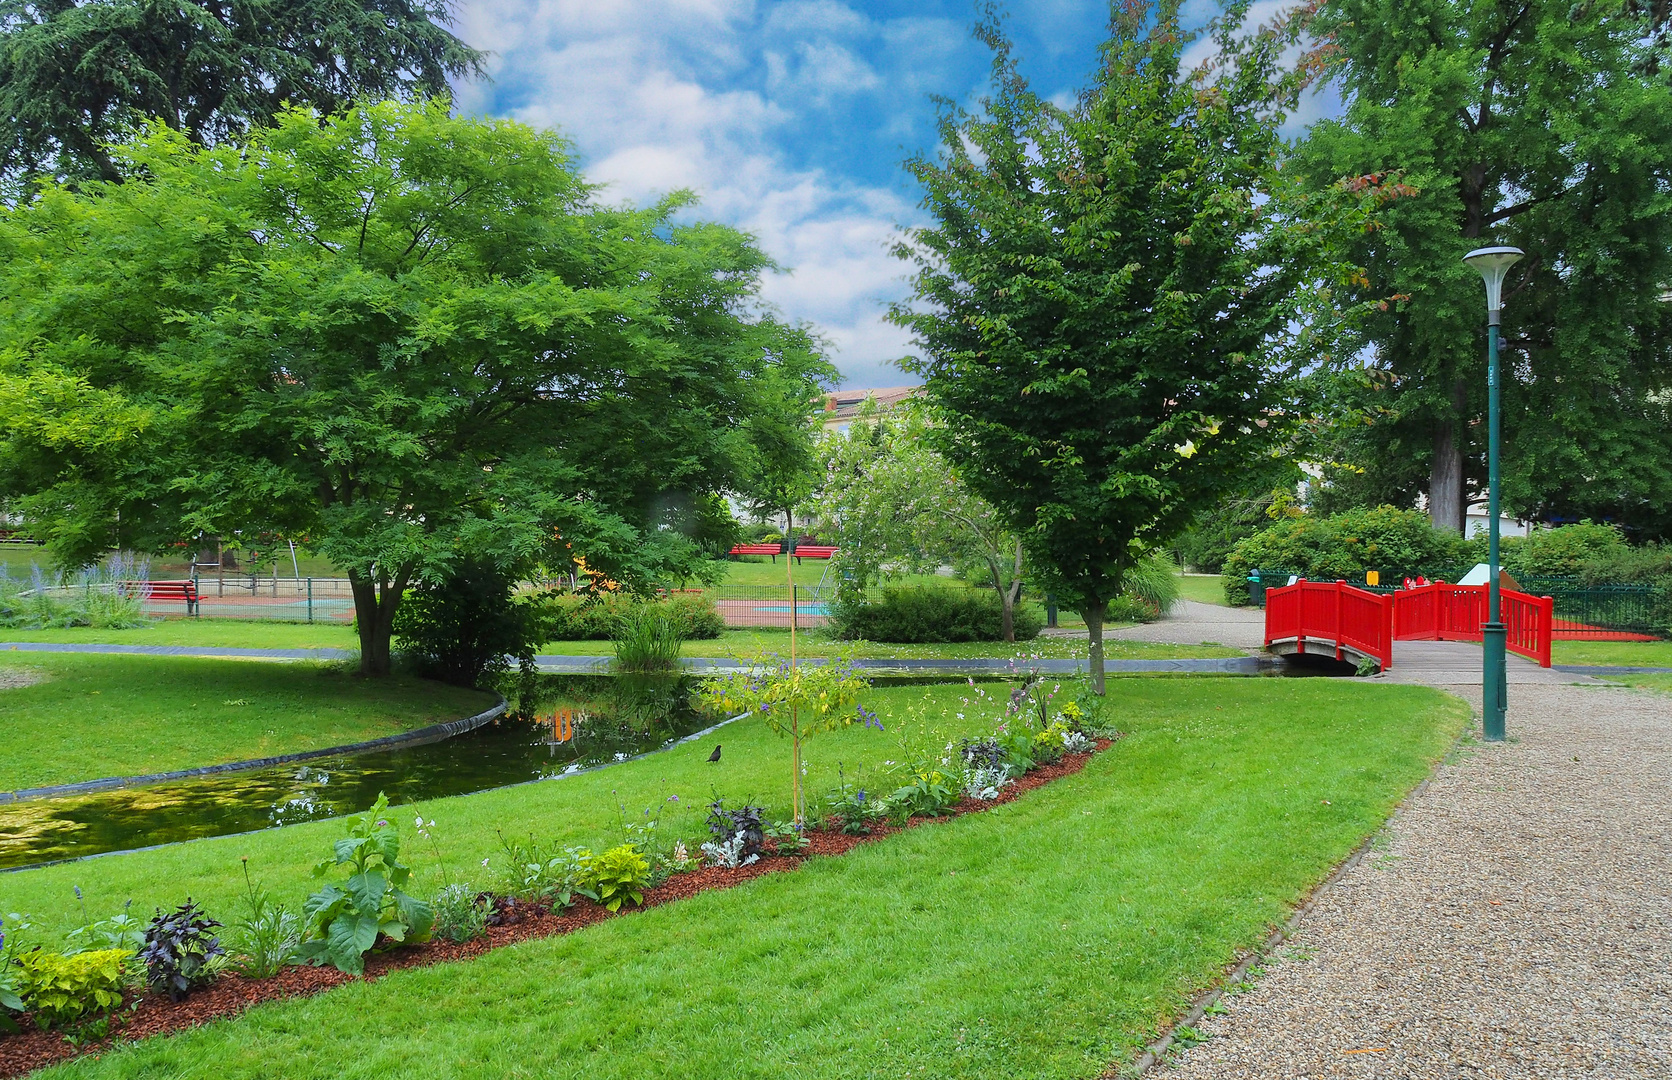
[[0, 0, 484, 193], [1291, 0, 1672, 535]]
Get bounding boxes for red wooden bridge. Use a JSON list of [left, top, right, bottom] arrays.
[[1264, 580, 1554, 671]]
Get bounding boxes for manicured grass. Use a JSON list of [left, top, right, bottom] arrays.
[[1605, 673, 1672, 694], [1176, 572, 1234, 607], [0, 622, 1241, 661], [1550, 639, 1672, 667], [7, 679, 1463, 1080], [0, 654, 496, 791]]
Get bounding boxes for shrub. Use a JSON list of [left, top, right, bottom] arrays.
[[299, 794, 433, 975], [0, 554, 151, 630], [832, 586, 1044, 643], [1222, 506, 1472, 604], [140, 900, 223, 1001], [1031, 726, 1066, 766], [536, 592, 723, 641], [431, 884, 490, 944], [578, 845, 651, 912], [1493, 521, 1629, 577], [392, 559, 540, 688], [14, 949, 130, 1029]]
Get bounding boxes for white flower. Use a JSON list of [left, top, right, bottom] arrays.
[[481, 858, 490, 868]]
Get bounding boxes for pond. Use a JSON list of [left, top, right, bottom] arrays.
[[0, 676, 721, 872]]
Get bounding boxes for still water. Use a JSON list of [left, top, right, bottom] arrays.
[[1, 679, 717, 871]]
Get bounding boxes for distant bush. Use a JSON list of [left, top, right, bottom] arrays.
[[536, 592, 724, 641], [831, 586, 1044, 643], [1491, 521, 1630, 578], [1222, 506, 1472, 604], [0, 554, 151, 630]]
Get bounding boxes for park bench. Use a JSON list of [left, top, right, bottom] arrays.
[[791, 544, 837, 564], [728, 543, 784, 562], [125, 580, 199, 616]]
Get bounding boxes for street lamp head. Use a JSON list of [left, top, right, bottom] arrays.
[[1463, 245, 1525, 317]]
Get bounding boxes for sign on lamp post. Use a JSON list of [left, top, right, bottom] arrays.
[[1462, 245, 1524, 742]]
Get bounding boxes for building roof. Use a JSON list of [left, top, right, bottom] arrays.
[[821, 385, 919, 426]]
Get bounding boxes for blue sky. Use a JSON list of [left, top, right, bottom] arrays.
[[450, 1, 1279, 388]]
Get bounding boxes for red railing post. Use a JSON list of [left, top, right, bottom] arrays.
[[1540, 594, 1554, 668]]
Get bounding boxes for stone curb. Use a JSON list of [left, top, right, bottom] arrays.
[[0, 698, 507, 804]]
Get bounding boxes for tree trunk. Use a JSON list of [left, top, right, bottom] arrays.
[[1084, 601, 1107, 695], [1429, 378, 1468, 534], [348, 564, 412, 677]]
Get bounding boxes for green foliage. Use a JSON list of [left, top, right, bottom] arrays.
[[0, 0, 485, 194], [1494, 522, 1629, 578], [831, 586, 1044, 643], [392, 559, 541, 688], [13, 948, 130, 1029], [1118, 553, 1180, 617], [0, 100, 830, 675], [225, 861, 300, 979], [886, 764, 958, 820], [612, 609, 685, 674], [0, 556, 150, 630], [993, 730, 1038, 774], [577, 845, 651, 913], [63, 901, 146, 956], [1172, 489, 1293, 573], [430, 884, 489, 945], [891, 2, 1370, 689], [1290, 0, 1672, 536], [1222, 506, 1472, 604], [1031, 727, 1066, 767], [536, 593, 724, 642], [823, 783, 886, 835], [0, 912, 30, 1028], [493, 834, 586, 909], [299, 794, 432, 975]]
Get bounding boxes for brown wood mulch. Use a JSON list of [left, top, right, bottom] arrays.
[[0, 739, 1112, 1077]]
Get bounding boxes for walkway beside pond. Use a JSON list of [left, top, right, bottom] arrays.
[[1162, 679, 1672, 1078]]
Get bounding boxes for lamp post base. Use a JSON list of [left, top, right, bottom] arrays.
[[1482, 622, 1507, 741]]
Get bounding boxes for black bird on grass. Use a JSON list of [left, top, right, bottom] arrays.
[[707, 744, 722, 763]]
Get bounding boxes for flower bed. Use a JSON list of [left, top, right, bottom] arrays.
[[0, 739, 1111, 1077]]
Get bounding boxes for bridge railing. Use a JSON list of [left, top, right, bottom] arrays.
[[1267, 580, 1554, 669], [1265, 580, 1394, 669]]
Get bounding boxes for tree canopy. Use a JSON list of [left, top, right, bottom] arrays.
[[0, 101, 832, 674], [891, 1, 1368, 689], [0, 0, 485, 193], [1290, 0, 1672, 536]]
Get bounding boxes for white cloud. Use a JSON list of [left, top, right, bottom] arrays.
[[453, 0, 926, 389]]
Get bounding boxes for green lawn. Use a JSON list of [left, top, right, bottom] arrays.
[[0, 622, 1243, 661], [1550, 639, 1672, 667], [1604, 672, 1672, 693], [1175, 572, 1233, 607], [0, 654, 496, 791], [6, 678, 1464, 1079]]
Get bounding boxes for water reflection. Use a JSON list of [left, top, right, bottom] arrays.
[[0, 677, 714, 871]]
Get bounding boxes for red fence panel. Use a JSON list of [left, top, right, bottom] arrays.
[[1504, 590, 1554, 667]]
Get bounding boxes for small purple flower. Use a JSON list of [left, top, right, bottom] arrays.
[[857, 704, 883, 731], [73, 886, 82, 901]]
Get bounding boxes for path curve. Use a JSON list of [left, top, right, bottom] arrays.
[[1160, 678, 1672, 1078]]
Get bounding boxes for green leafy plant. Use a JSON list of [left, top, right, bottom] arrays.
[[64, 899, 146, 956], [226, 859, 300, 979], [430, 884, 490, 944], [14, 949, 131, 1030], [577, 845, 651, 912], [391, 559, 540, 688], [888, 764, 958, 820], [494, 833, 587, 909], [140, 900, 222, 1001], [994, 729, 1038, 774], [0, 912, 31, 1032], [299, 794, 433, 975], [611, 608, 685, 673], [1032, 726, 1066, 766], [536, 593, 725, 641], [766, 820, 809, 855]]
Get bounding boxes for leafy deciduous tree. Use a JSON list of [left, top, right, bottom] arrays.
[[0, 101, 830, 675], [892, 2, 1365, 690]]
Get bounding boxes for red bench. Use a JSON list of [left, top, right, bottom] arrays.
[[126, 580, 199, 616], [728, 543, 784, 562], [791, 545, 837, 563]]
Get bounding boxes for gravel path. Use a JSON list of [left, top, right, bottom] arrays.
[[1162, 681, 1672, 1078], [1104, 599, 1266, 649]]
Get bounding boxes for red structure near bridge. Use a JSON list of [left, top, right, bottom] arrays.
[[1264, 580, 1555, 671]]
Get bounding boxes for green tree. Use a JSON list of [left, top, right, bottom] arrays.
[[737, 357, 833, 544], [0, 101, 829, 675], [0, 0, 485, 193], [811, 403, 1029, 641], [1290, 0, 1672, 536], [891, 2, 1362, 690]]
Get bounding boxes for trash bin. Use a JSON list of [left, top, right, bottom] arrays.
[[1247, 570, 1268, 608]]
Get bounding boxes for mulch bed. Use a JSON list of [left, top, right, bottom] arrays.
[[0, 739, 1112, 1077]]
